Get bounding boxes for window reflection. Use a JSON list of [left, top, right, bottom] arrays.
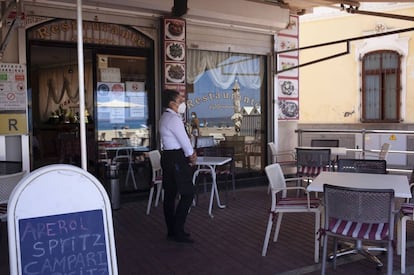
[[187, 50, 265, 171]]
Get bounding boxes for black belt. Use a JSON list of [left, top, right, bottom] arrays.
[[163, 149, 183, 152]]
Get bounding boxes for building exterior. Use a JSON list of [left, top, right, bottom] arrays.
[[0, 0, 295, 183], [295, 3, 414, 169]]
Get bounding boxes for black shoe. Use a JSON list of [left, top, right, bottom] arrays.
[[174, 236, 194, 243]]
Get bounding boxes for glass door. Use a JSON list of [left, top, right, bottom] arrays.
[[96, 54, 150, 150]]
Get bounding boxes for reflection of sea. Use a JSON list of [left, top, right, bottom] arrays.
[[199, 117, 233, 128], [97, 120, 147, 130]]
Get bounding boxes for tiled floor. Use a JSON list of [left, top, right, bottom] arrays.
[[2, 184, 414, 274]]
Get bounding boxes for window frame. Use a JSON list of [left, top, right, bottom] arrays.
[[361, 49, 401, 123]]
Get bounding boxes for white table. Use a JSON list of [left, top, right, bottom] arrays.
[[307, 171, 411, 199], [193, 156, 232, 217], [308, 171, 411, 264], [106, 146, 148, 190]]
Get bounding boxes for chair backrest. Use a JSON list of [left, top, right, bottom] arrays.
[[0, 171, 26, 203], [379, 143, 391, 160], [148, 150, 162, 183], [265, 163, 288, 197], [311, 139, 339, 147], [337, 159, 387, 174], [268, 142, 277, 158], [148, 150, 162, 179], [296, 148, 331, 167], [323, 184, 394, 230]]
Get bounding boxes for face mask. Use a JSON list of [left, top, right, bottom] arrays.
[[177, 102, 186, 114]]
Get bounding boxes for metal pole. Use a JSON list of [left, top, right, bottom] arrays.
[[77, 0, 87, 170]]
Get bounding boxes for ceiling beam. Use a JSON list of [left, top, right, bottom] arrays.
[[345, 5, 414, 21]]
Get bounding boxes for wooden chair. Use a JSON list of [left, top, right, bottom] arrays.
[[146, 150, 163, 215], [202, 146, 236, 200], [321, 184, 395, 275], [221, 135, 247, 168], [262, 163, 321, 263]]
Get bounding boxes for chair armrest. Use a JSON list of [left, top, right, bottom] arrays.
[[273, 187, 319, 209], [285, 177, 309, 182], [275, 151, 296, 161]]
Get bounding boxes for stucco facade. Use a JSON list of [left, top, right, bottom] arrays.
[[299, 4, 414, 124]]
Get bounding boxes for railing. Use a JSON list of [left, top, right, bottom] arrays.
[[295, 128, 414, 174]]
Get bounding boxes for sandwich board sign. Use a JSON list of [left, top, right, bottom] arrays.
[[7, 164, 118, 275]]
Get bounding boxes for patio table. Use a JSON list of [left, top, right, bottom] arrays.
[[193, 156, 232, 218]]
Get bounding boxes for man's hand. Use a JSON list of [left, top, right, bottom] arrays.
[[188, 151, 197, 165]]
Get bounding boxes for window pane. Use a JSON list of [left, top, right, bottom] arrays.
[[364, 53, 380, 70], [384, 73, 397, 120], [382, 52, 399, 69], [364, 75, 381, 120], [187, 50, 265, 171]]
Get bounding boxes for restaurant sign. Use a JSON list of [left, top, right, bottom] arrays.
[[27, 19, 151, 48]]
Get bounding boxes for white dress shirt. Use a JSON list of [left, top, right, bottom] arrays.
[[159, 108, 194, 157]]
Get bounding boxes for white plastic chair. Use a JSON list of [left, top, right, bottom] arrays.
[[146, 150, 163, 215], [261, 163, 321, 263], [0, 171, 27, 221], [365, 142, 391, 160], [268, 142, 296, 166]]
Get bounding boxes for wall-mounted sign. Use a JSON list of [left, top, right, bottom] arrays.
[[275, 15, 299, 121], [0, 63, 28, 134], [161, 17, 186, 93]]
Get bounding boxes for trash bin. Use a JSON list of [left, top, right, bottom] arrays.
[[107, 162, 120, 210]]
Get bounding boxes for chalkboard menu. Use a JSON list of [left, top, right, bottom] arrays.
[[19, 209, 109, 274]]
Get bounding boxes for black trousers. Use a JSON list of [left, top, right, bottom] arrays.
[[161, 149, 195, 237]]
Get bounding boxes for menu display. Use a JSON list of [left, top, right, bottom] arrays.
[[18, 210, 109, 274], [162, 17, 186, 93], [276, 15, 299, 121]]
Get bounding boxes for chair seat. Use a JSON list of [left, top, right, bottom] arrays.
[[400, 202, 414, 216], [298, 166, 329, 177], [327, 217, 389, 241], [277, 197, 320, 209]]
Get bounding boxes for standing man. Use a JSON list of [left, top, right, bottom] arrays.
[[159, 89, 197, 243]]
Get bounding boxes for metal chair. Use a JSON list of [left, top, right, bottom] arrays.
[[321, 184, 395, 275], [333, 158, 388, 266], [296, 148, 331, 179], [146, 150, 163, 215], [397, 166, 414, 273], [262, 163, 321, 263], [337, 159, 387, 174], [0, 171, 27, 221]]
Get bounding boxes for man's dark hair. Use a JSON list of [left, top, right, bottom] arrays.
[[162, 89, 179, 109]]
